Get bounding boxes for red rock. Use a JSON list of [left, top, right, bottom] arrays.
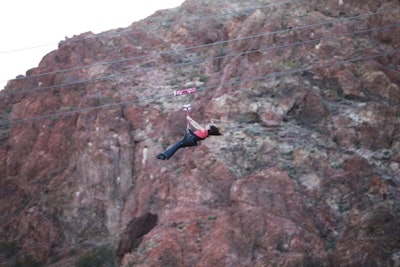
[[0, 0, 399, 266]]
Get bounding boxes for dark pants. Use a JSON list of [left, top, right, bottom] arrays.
[[163, 129, 202, 159]]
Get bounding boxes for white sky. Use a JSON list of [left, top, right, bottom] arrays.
[[0, 0, 184, 90]]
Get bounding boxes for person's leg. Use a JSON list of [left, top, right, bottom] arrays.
[[156, 131, 198, 160], [157, 140, 184, 160]]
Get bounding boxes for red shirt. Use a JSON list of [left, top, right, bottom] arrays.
[[194, 129, 208, 139]]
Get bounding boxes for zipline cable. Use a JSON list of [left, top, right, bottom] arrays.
[[1, 6, 396, 87], [1, 22, 398, 97], [1, 10, 398, 96], [1, 50, 397, 126], [198, 50, 399, 93]]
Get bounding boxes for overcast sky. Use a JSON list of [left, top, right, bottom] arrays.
[[0, 0, 184, 90]]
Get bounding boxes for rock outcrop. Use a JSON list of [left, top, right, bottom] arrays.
[[1, 0, 399, 266]]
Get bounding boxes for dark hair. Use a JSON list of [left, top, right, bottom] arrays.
[[208, 125, 222, 136]]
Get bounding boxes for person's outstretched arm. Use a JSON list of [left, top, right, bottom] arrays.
[[187, 116, 205, 131]]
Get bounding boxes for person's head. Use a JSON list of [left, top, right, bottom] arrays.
[[207, 124, 222, 136]]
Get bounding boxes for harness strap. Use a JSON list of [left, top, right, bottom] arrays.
[[183, 104, 191, 130]]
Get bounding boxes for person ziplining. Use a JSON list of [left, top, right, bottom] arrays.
[[156, 88, 221, 160]]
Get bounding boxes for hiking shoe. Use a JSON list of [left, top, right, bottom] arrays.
[[156, 153, 166, 160]]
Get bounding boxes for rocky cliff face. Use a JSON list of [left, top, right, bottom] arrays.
[[1, 0, 400, 266]]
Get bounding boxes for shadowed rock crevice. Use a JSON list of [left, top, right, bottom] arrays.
[[116, 212, 158, 259]]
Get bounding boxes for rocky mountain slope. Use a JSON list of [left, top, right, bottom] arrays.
[[1, 0, 399, 266]]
